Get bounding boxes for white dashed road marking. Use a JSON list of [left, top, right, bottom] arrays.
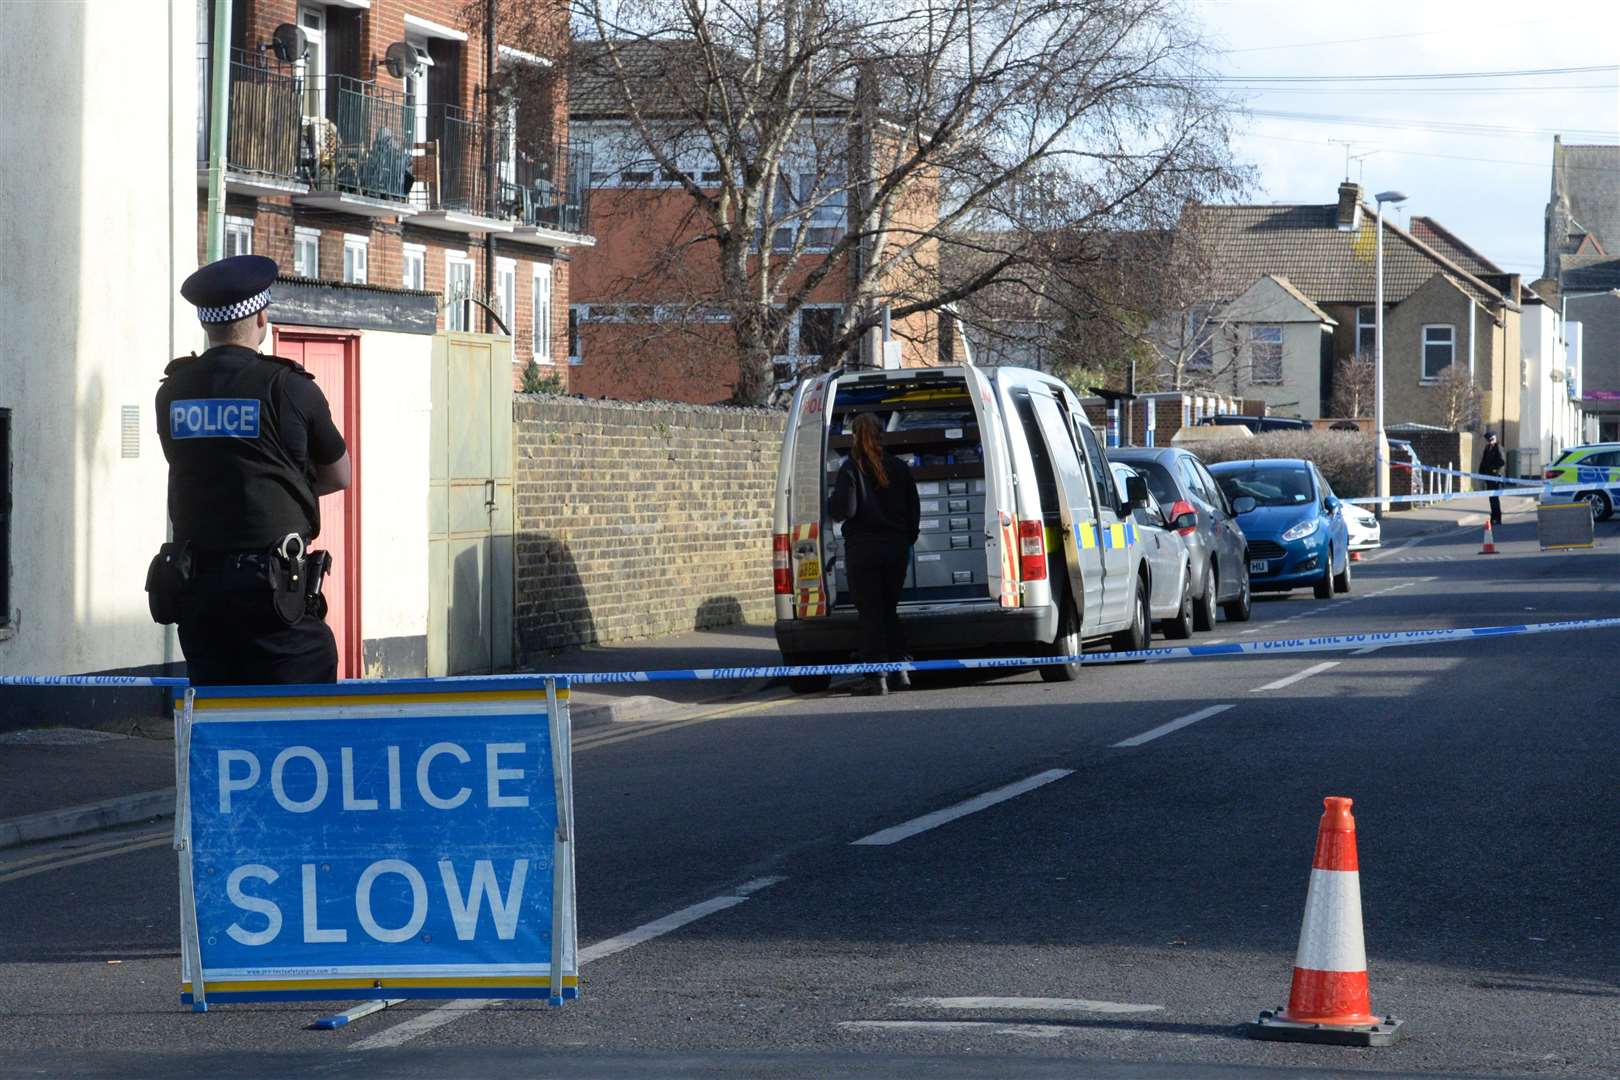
[[1112, 705, 1235, 748], [350, 876, 788, 1050], [851, 770, 1073, 846], [896, 996, 1163, 1015], [1251, 661, 1340, 692]]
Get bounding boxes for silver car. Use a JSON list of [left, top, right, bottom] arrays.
[[1109, 447, 1252, 626], [1110, 463, 1195, 639]]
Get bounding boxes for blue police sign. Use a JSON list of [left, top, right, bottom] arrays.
[[170, 398, 261, 439], [175, 678, 577, 1008]]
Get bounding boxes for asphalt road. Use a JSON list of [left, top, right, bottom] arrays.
[[3, 510, 1617, 1079]]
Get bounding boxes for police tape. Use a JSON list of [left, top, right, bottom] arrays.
[[1343, 485, 1554, 507], [8, 618, 1617, 689], [0, 675, 190, 687], [1393, 460, 1546, 487], [534, 617, 1620, 684]]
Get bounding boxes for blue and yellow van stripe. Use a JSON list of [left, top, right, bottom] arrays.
[[1072, 521, 1134, 551]]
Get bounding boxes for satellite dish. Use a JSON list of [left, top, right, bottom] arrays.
[[384, 41, 419, 80], [270, 23, 307, 64]]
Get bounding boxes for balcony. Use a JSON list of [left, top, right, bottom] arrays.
[[197, 49, 307, 197], [409, 106, 593, 245], [295, 75, 419, 217]]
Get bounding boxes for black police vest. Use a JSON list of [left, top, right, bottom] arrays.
[[156, 347, 322, 551]]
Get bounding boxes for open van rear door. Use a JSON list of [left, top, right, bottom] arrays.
[[786, 374, 833, 618], [963, 366, 1019, 607], [1028, 390, 1109, 631]]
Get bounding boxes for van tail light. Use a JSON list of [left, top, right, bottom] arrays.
[[1169, 499, 1199, 537], [1017, 519, 1047, 581], [773, 533, 792, 594]]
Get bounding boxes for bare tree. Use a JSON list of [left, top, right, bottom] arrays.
[[1433, 363, 1482, 431], [1330, 350, 1377, 419], [521, 0, 1241, 404]]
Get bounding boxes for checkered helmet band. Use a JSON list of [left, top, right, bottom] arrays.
[[197, 287, 271, 324]]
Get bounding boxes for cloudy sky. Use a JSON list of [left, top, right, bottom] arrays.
[[1193, 0, 1620, 283]]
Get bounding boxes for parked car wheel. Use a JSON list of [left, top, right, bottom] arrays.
[[1163, 566, 1195, 640], [1193, 561, 1219, 632], [1333, 550, 1353, 594], [1040, 592, 1083, 682], [1110, 576, 1152, 659], [1580, 490, 1614, 522], [783, 654, 833, 694], [1313, 550, 1335, 600], [1223, 561, 1252, 622]]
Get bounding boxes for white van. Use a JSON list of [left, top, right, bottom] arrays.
[[772, 365, 1155, 690]]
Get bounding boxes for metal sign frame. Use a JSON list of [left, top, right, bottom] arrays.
[[173, 676, 576, 1012]]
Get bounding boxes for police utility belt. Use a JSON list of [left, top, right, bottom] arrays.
[[145, 534, 332, 626]]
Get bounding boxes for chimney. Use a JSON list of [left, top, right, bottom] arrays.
[[1336, 182, 1362, 231]]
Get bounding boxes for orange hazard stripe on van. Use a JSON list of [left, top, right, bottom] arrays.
[[790, 522, 825, 617], [999, 517, 1020, 607], [797, 589, 827, 617]]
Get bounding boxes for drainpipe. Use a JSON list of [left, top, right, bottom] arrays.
[[1467, 296, 1475, 378], [204, 0, 233, 261]]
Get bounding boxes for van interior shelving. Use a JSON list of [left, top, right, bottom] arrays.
[[824, 376, 989, 604]]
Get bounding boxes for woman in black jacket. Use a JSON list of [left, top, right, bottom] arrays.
[[829, 413, 922, 696]]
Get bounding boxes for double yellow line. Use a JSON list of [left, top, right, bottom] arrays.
[[0, 828, 171, 885]]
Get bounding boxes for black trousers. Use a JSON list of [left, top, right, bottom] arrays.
[[177, 589, 338, 686], [845, 539, 910, 664], [1486, 476, 1503, 524]]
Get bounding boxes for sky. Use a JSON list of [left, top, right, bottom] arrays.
[[1192, 0, 1620, 283]]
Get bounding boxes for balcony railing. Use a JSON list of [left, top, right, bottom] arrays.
[[197, 49, 303, 186], [502, 141, 594, 235], [413, 104, 593, 233], [307, 75, 415, 202]]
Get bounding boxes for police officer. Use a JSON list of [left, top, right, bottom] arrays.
[[153, 255, 350, 685]]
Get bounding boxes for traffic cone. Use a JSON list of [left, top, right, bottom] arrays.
[[1350, 551, 1363, 562], [1479, 519, 1499, 555], [1248, 797, 1407, 1046]]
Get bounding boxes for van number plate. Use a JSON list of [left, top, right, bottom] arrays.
[[797, 559, 821, 580], [1249, 559, 1269, 575]]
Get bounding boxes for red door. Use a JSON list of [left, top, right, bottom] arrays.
[[275, 332, 360, 679]]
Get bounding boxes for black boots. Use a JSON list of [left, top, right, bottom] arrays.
[[853, 675, 888, 696]]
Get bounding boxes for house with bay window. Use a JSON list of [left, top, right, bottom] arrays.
[[1173, 183, 1526, 457]]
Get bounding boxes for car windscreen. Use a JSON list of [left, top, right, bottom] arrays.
[[1214, 465, 1314, 507]]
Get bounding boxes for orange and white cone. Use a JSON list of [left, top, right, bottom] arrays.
[[1248, 797, 1407, 1046], [1479, 519, 1499, 555]]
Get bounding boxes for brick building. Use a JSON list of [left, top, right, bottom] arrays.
[[198, 0, 590, 382], [565, 41, 951, 404]]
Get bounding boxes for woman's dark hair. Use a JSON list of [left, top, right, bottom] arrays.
[[850, 413, 889, 488]]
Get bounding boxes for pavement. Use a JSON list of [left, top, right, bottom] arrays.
[[0, 623, 786, 849], [0, 497, 1554, 848]]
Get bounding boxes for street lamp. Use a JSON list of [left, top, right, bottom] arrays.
[[1373, 189, 1407, 515]]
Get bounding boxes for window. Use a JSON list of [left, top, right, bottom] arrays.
[[495, 258, 516, 337], [224, 216, 253, 257], [342, 234, 368, 284], [1422, 324, 1455, 381], [292, 227, 320, 278], [1356, 306, 1376, 358], [754, 168, 848, 252], [567, 306, 582, 364], [446, 253, 474, 331], [772, 305, 843, 382], [0, 408, 9, 632], [532, 264, 553, 362], [1249, 325, 1283, 384], [401, 243, 425, 291], [1187, 306, 1213, 370], [298, 4, 326, 120]]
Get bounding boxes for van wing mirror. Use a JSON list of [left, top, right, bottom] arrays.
[[1125, 474, 1150, 509], [1232, 495, 1257, 514]]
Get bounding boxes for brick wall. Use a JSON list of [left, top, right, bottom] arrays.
[[513, 396, 786, 658]]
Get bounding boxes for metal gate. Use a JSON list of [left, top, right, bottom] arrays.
[[428, 332, 514, 676]]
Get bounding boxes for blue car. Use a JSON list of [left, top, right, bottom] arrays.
[[1208, 459, 1352, 599]]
